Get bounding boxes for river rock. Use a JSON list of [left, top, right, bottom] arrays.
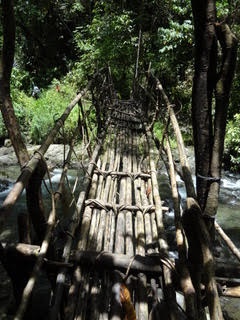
[[0, 144, 87, 168]]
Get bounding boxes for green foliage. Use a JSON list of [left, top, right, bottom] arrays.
[[74, 7, 137, 97], [9, 78, 81, 144], [0, 0, 238, 173], [153, 120, 178, 149], [153, 121, 164, 141], [146, 0, 193, 125], [0, 113, 7, 138], [216, 0, 229, 19], [224, 114, 240, 171], [14, 0, 86, 89]]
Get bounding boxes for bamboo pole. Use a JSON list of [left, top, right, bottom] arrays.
[[14, 141, 75, 320], [153, 77, 224, 320], [4, 244, 240, 280], [125, 130, 134, 256], [145, 126, 180, 320], [154, 76, 195, 198], [87, 147, 108, 250], [96, 134, 116, 252], [215, 221, 240, 262], [114, 130, 126, 255], [165, 136, 198, 319], [49, 130, 104, 320], [131, 127, 148, 320], [132, 133, 145, 256], [104, 133, 120, 252]]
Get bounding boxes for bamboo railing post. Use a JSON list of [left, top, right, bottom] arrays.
[[153, 76, 224, 320], [165, 136, 198, 319]]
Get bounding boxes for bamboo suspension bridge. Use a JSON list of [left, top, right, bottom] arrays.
[[0, 70, 240, 320]]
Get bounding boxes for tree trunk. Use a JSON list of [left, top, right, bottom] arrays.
[[191, 0, 217, 211], [204, 23, 238, 225], [0, 0, 29, 167]]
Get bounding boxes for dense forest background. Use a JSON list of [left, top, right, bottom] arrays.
[[0, 0, 240, 170]]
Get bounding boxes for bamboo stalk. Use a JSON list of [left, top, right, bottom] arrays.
[[114, 130, 127, 254], [125, 132, 134, 256], [4, 244, 240, 280], [145, 127, 179, 320], [96, 135, 116, 252], [84, 200, 168, 213], [87, 137, 109, 251], [95, 169, 151, 179], [133, 130, 148, 319], [154, 76, 195, 198], [14, 141, 79, 320], [132, 137, 145, 256], [215, 221, 240, 262], [165, 136, 198, 319], [50, 131, 104, 320], [104, 136, 120, 252], [78, 160, 101, 251]]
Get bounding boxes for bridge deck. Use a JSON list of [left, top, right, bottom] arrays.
[[57, 100, 176, 319]]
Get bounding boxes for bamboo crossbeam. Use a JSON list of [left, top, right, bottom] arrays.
[[74, 251, 162, 276], [4, 243, 240, 280], [85, 199, 168, 213], [93, 169, 151, 179]]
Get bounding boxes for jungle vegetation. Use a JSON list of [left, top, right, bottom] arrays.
[[0, 0, 239, 172]]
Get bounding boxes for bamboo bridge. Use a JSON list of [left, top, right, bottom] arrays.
[[0, 71, 240, 320]]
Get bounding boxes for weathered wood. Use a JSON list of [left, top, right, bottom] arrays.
[[17, 213, 31, 244], [85, 199, 168, 213], [14, 141, 77, 320], [215, 221, 240, 262], [3, 243, 240, 280], [145, 127, 180, 320], [49, 132, 105, 320], [26, 158, 47, 243], [186, 197, 223, 320], [165, 137, 198, 319], [154, 75, 196, 199], [74, 251, 162, 275], [125, 133, 134, 256]]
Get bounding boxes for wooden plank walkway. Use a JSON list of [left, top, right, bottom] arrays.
[[58, 100, 178, 319]]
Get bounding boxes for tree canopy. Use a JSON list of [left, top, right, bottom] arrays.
[[0, 0, 240, 169]]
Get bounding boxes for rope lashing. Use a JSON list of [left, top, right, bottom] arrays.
[[197, 173, 221, 183]]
